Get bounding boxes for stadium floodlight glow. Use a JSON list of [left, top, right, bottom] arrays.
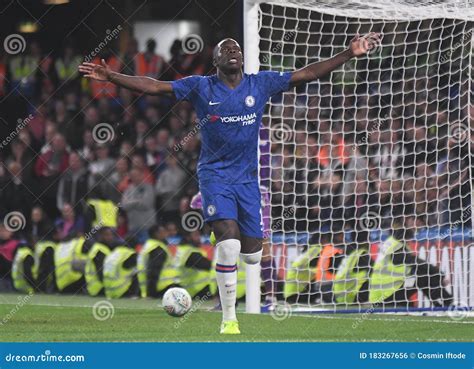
[[43, 0, 70, 5], [17, 21, 39, 33], [244, 0, 473, 314]]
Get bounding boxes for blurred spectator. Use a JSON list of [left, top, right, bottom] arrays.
[[89, 49, 121, 100], [179, 134, 200, 173], [116, 211, 128, 239], [83, 106, 100, 130], [84, 183, 119, 232], [54, 44, 82, 91], [178, 197, 191, 219], [133, 118, 150, 149], [55, 98, 82, 149], [155, 156, 186, 223], [119, 140, 134, 158], [168, 39, 205, 79], [152, 129, 171, 175], [8, 139, 35, 186], [143, 136, 159, 172], [121, 38, 139, 76], [35, 132, 70, 217], [136, 38, 167, 79], [176, 230, 213, 298], [0, 51, 6, 98], [55, 203, 84, 241], [165, 222, 179, 239], [131, 153, 154, 184], [8, 41, 40, 98], [35, 133, 70, 178], [88, 144, 115, 189], [145, 106, 161, 124], [27, 205, 55, 245], [121, 167, 155, 243], [79, 129, 95, 162], [0, 161, 35, 224], [0, 223, 21, 291], [368, 127, 405, 180], [37, 44, 56, 95], [109, 156, 131, 202], [28, 105, 48, 146], [57, 151, 89, 212]]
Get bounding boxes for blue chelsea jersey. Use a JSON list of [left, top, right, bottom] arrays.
[[172, 71, 292, 184]]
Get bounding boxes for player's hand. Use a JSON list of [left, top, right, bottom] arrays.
[[78, 59, 111, 81], [349, 32, 382, 57]]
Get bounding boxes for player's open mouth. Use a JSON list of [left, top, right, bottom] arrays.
[[228, 58, 238, 64]]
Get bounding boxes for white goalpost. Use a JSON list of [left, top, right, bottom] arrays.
[[244, 0, 263, 314], [244, 0, 474, 314]]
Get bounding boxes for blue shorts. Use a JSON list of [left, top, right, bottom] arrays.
[[200, 181, 264, 238]]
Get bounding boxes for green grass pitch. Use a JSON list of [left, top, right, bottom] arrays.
[[0, 293, 472, 342]]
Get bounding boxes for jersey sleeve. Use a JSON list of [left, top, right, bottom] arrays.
[[171, 75, 203, 102], [257, 70, 293, 97]]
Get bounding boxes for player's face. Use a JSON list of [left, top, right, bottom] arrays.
[[215, 39, 243, 72]]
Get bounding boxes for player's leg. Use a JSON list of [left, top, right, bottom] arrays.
[[261, 238, 277, 306], [212, 219, 241, 334], [200, 183, 241, 334], [237, 181, 265, 262], [237, 182, 265, 309], [240, 235, 263, 262], [259, 188, 276, 305]]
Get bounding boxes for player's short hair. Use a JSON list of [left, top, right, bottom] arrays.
[[213, 38, 241, 60]]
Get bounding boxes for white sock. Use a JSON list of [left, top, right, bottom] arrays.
[[215, 239, 241, 322], [240, 250, 262, 265]]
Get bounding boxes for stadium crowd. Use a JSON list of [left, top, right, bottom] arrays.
[[0, 38, 213, 242], [0, 34, 469, 306]]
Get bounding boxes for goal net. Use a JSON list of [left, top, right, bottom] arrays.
[[244, 0, 474, 314]]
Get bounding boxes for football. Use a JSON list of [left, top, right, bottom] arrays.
[[162, 288, 192, 317]]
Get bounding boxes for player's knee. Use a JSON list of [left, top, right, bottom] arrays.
[[212, 220, 240, 242], [216, 239, 241, 263], [240, 250, 262, 265]]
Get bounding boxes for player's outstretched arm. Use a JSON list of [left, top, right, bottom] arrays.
[[289, 32, 381, 87], [78, 59, 173, 95]]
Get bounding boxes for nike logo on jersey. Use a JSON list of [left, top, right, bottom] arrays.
[[209, 101, 221, 105]]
